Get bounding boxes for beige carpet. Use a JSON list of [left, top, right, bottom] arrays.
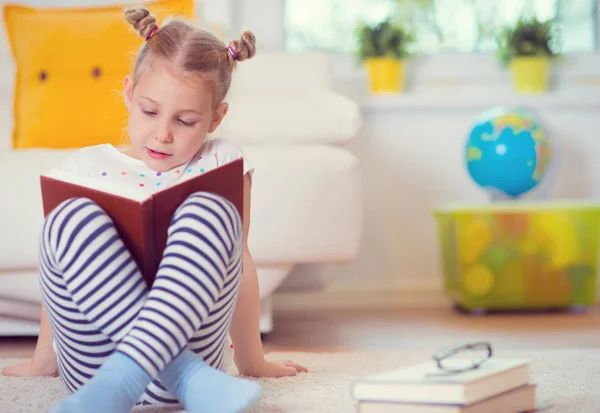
[[1, 349, 599, 413]]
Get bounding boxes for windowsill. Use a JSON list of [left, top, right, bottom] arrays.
[[357, 85, 600, 112], [329, 52, 600, 112]]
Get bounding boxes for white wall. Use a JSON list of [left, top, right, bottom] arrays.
[[302, 103, 600, 293], [310, 51, 600, 294]]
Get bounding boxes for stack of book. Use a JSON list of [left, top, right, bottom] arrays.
[[351, 358, 545, 412]]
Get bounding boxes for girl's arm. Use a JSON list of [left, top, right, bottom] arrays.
[[228, 173, 308, 378], [1, 303, 58, 377]]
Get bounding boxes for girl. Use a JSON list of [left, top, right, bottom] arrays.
[[3, 6, 307, 413]]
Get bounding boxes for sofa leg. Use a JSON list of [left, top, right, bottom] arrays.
[[259, 296, 273, 334], [256, 263, 294, 336]]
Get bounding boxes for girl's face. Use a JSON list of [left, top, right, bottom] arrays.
[[123, 58, 227, 172]]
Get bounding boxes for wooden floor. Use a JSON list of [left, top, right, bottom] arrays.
[[2, 304, 600, 359], [262, 304, 600, 353]]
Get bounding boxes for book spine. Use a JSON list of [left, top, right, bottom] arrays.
[[142, 199, 157, 287]]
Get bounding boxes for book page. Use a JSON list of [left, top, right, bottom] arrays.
[[43, 169, 149, 203]]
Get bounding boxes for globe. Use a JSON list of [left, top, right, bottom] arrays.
[[465, 106, 552, 199]]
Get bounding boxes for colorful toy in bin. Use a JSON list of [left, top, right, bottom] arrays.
[[434, 202, 600, 311]]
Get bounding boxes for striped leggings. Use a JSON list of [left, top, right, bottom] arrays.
[[39, 192, 243, 406]]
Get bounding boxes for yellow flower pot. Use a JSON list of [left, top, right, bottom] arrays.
[[364, 57, 405, 94], [509, 56, 550, 94]]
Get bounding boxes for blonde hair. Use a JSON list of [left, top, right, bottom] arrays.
[[124, 7, 256, 109]]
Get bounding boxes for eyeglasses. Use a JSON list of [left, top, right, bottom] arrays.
[[427, 341, 493, 377]]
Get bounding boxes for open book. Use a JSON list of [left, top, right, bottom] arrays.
[[40, 158, 244, 286]]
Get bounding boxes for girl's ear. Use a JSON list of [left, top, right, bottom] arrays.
[[208, 102, 229, 133], [123, 75, 134, 111]]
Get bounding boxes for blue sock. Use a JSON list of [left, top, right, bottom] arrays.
[[159, 348, 262, 413], [49, 351, 150, 413]]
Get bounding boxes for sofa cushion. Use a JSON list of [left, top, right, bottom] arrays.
[[2, 0, 194, 149], [215, 89, 363, 145], [0, 144, 361, 269]]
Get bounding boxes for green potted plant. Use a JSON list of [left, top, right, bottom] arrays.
[[495, 16, 561, 93], [354, 16, 415, 94]]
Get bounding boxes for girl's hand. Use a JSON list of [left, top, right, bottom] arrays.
[[262, 357, 308, 378]]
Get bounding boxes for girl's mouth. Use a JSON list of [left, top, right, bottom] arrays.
[[147, 148, 171, 160]]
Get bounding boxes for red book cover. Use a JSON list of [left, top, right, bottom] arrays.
[[40, 158, 244, 286]]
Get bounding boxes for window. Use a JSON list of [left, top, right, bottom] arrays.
[[283, 0, 597, 55]]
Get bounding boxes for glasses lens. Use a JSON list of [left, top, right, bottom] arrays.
[[439, 345, 489, 371]]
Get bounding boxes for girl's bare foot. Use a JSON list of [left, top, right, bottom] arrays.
[[2, 356, 58, 377], [3, 304, 58, 377]]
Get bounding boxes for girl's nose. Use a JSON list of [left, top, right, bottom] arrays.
[[155, 123, 173, 143], [157, 134, 173, 143]]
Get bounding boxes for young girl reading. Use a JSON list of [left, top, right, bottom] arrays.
[[2, 6, 307, 413]]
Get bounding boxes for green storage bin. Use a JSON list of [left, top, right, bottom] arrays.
[[433, 201, 600, 311]]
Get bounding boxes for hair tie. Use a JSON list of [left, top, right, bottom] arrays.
[[146, 26, 158, 40], [228, 46, 237, 60]]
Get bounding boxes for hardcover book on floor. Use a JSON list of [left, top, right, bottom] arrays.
[[351, 358, 531, 405]]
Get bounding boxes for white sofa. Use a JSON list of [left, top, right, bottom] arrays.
[[0, 52, 364, 335]]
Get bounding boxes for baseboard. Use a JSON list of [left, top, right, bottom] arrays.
[[273, 277, 600, 312], [272, 280, 450, 312]]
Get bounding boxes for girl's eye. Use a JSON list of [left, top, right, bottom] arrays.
[[142, 109, 157, 116], [178, 119, 196, 127]]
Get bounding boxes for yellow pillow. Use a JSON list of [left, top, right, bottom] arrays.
[[3, 0, 194, 149]]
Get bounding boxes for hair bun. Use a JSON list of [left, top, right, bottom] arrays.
[[124, 7, 158, 39], [228, 30, 257, 62]]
